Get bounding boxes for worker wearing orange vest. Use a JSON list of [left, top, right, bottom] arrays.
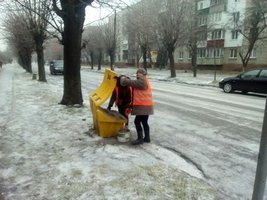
[[120, 68, 154, 145], [107, 75, 132, 128]]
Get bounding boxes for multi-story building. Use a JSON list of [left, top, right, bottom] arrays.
[[110, 0, 267, 71], [174, 0, 267, 71]]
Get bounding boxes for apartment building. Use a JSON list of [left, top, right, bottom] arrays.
[[174, 0, 267, 70], [107, 0, 267, 71]]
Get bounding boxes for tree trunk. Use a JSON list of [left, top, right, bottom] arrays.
[[142, 50, 147, 71], [90, 52, 94, 70], [35, 39, 46, 82], [84, 54, 90, 66], [109, 49, 115, 70], [98, 50, 102, 70], [60, 4, 84, 106], [168, 48, 176, 78], [136, 53, 139, 67], [191, 44, 197, 77], [192, 0, 198, 78], [25, 54, 32, 73], [18, 49, 32, 73]]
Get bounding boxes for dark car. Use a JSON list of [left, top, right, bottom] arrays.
[[219, 68, 267, 94], [50, 60, 64, 75]]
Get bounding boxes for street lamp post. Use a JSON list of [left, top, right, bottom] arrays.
[[252, 97, 267, 200]]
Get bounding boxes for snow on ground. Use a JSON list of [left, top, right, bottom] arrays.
[[0, 63, 233, 200]]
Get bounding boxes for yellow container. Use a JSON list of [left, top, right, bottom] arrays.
[[89, 68, 127, 137], [96, 107, 127, 138], [89, 69, 117, 130], [90, 68, 117, 106]]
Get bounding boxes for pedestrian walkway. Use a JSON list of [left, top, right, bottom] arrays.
[[0, 64, 223, 200]]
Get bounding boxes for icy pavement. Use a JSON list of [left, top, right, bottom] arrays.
[[110, 66, 236, 87], [0, 64, 227, 199]]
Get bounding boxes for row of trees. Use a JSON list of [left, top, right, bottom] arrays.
[[0, 49, 12, 64], [82, 0, 267, 78], [1, 0, 122, 106], [81, 0, 188, 78], [0, 0, 266, 105]]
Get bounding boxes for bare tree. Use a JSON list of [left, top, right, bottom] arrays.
[[0, 50, 13, 64], [235, 0, 267, 71], [185, 0, 199, 77], [44, 38, 63, 62], [52, 0, 126, 105], [157, 0, 188, 78], [51, 0, 96, 105], [125, 0, 159, 71], [12, 0, 51, 82], [3, 12, 35, 73], [102, 14, 117, 70], [82, 25, 104, 69]]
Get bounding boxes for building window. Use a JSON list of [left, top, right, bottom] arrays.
[[199, 15, 207, 26], [212, 29, 225, 39], [200, 2, 203, 9], [215, 12, 222, 21], [178, 51, 184, 60], [250, 48, 256, 58], [188, 51, 192, 59], [209, 12, 222, 22], [214, 48, 222, 58], [233, 12, 240, 23], [123, 50, 128, 60], [207, 48, 223, 58], [199, 31, 207, 40], [230, 49, 238, 58], [211, 0, 225, 4], [197, 48, 206, 58], [231, 30, 239, 39]]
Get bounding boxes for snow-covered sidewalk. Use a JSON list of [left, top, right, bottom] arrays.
[[0, 64, 225, 200]]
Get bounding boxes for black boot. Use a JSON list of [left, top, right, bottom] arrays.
[[143, 129, 150, 143], [131, 131, 143, 145]]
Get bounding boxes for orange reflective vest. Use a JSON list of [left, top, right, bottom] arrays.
[[133, 78, 153, 106]]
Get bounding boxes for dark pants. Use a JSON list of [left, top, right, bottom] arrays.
[[134, 115, 149, 138], [118, 107, 129, 126]]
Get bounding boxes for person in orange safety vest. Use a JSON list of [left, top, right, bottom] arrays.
[[107, 75, 132, 128], [120, 68, 154, 145]]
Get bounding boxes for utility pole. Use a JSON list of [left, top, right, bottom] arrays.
[[252, 97, 267, 200], [191, 0, 198, 77], [111, 8, 116, 71]]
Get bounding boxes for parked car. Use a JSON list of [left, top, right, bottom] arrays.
[[219, 68, 267, 94], [50, 60, 64, 75]]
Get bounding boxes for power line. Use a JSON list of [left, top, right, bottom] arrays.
[[84, 10, 114, 27]]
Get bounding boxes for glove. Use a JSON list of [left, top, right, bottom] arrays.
[[107, 106, 111, 110], [124, 108, 132, 116], [120, 76, 128, 87]]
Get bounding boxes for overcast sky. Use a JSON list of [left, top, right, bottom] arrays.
[[0, 0, 137, 50], [84, 0, 137, 25]]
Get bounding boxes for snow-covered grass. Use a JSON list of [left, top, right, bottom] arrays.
[[0, 64, 224, 199]]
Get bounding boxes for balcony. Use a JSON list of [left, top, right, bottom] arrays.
[[207, 39, 224, 48]]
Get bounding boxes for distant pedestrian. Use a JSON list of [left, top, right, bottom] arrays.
[[120, 68, 154, 145], [107, 75, 132, 129]]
